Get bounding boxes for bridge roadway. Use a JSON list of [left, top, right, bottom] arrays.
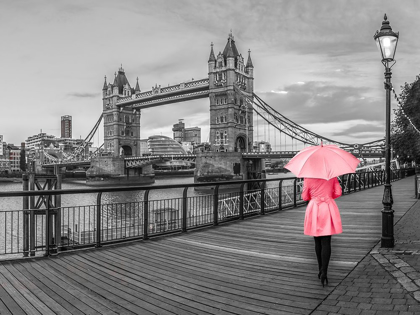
[[0, 177, 417, 314], [42, 149, 384, 168]]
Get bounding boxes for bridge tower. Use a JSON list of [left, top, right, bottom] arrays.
[[208, 32, 254, 152], [102, 67, 141, 157]]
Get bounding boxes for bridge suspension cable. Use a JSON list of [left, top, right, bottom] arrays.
[[236, 86, 384, 150], [65, 114, 103, 161]]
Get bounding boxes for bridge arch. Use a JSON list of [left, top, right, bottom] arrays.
[[234, 134, 247, 152], [120, 145, 133, 157]]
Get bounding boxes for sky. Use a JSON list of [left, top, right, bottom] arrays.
[[1, 0, 420, 150]]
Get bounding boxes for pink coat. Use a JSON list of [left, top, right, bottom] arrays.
[[301, 177, 343, 236]]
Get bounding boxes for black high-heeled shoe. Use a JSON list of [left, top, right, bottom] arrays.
[[320, 273, 328, 287]]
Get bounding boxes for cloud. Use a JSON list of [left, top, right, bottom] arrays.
[[257, 81, 384, 126], [68, 92, 99, 98], [332, 123, 384, 137]]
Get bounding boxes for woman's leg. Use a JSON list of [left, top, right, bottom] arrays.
[[320, 235, 332, 276], [314, 237, 322, 275]]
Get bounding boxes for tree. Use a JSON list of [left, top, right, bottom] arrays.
[[391, 75, 420, 164]]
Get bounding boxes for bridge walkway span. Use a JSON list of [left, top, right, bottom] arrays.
[[0, 177, 416, 314]]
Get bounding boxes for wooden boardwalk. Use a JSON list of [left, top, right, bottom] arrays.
[[0, 177, 417, 314]]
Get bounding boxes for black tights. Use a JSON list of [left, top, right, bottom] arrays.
[[314, 236, 331, 275]]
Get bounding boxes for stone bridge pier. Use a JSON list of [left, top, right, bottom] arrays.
[[194, 152, 265, 189]]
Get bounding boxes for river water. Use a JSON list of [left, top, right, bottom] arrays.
[[0, 173, 296, 211]]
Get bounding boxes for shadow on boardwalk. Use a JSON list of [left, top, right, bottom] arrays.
[[0, 177, 418, 314]]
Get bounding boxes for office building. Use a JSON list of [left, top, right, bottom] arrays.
[[61, 115, 72, 138]]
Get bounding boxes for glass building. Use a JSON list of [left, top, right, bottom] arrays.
[[147, 135, 186, 155]]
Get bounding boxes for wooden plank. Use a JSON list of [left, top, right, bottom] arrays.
[[13, 262, 91, 315], [2, 263, 72, 315], [63, 254, 221, 315], [57, 253, 269, 315], [0, 280, 22, 315], [33, 259, 147, 315], [0, 268, 42, 315], [78, 248, 315, 314], [28, 260, 119, 315]]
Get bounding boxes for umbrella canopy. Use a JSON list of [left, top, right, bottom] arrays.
[[284, 143, 360, 180]]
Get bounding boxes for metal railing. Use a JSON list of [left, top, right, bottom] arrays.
[[0, 168, 413, 259]]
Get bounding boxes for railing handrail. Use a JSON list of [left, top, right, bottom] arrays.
[[0, 176, 299, 197]]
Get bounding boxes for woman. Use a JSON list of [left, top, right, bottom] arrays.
[[301, 177, 342, 287]]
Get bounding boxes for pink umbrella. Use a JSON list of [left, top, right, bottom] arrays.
[[284, 143, 360, 180]]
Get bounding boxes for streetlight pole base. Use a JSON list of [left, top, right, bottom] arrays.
[[381, 183, 394, 248], [381, 235, 394, 248]]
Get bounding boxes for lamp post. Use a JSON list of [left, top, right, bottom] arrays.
[[374, 14, 399, 248]]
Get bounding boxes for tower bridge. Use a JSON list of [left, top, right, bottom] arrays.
[[33, 32, 386, 184]]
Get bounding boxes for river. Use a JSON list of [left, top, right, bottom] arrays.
[[0, 173, 296, 211]]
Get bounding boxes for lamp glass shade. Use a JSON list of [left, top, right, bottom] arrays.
[[375, 34, 398, 61]]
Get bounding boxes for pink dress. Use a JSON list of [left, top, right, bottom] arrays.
[[302, 177, 343, 236]]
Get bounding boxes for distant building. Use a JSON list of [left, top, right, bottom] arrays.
[[25, 132, 92, 161], [6, 144, 21, 172], [0, 135, 3, 157], [172, 119, 201, 144], [181, 142, 194, 154], [139, 139, 149, 156], [0, 158, 10, 173], [26, 133, 56, 149], [253, 141, 272, 152], [148, 135, 186, 155], [61, 115, 72, 138]]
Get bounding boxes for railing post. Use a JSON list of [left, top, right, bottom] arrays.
[[339, 175, 344, 191], [346, 174, 351, 193], [278, 180, 283, 211], [29, 173, 35, 256], [353, 173, 357, 191], [96, 192, 102, 248], [293, 178, 297, 208], [182, 187, 188, 232], [363, 173, 366, 190], [55, 168, 62, 252], [143, 190, 150, 240], [239, 183, 245, 220], [415, 174, 419, 198], [213, 185, 219, 226], [22, 174, 29, 257], [261, 181, 266, 215], [44, 195, 51, 257]]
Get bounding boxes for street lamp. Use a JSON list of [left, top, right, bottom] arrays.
[[374, 14, 399, 248]]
